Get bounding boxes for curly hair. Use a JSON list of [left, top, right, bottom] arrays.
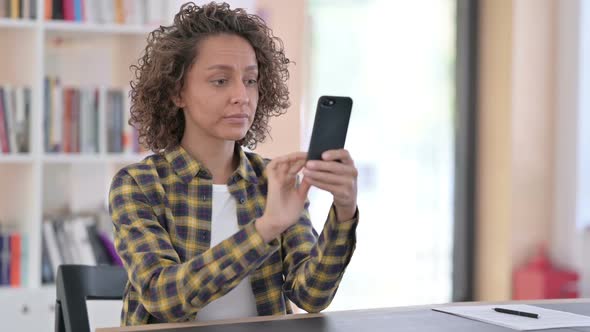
[[129, 1, 291, 152]]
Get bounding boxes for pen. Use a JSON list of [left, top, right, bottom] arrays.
[[493, 307, 539, 319]]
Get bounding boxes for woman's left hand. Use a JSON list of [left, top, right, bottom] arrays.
[[302, 149, 358, 222]]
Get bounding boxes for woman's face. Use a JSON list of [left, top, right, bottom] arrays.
[[176, 34, 259, 143]]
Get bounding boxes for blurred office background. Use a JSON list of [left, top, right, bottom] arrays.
[[0, 0, 589, 330]]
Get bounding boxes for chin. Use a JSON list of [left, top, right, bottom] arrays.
[[221, 129, 249, 142]]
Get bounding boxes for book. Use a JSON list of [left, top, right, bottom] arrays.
[[0, 87, 9, 153], [41, 214, 123, 277], [29, 0, 36, 19], [19, 233, 27, 286], [10, 0, 19, 19], [9, 232, 21, 286], [87, 223, 111, 265], [0, 232, 11, 285], [52, 0, 64, 20], [0, 0, 6, 18], [74, 0, 83, 21], [44, 0, 52, 20], [70, 216, 97, 265], [42, 220, 62, 278], [3, 85, 17, 153], [63, 0, 74, 21], [98, 232, 122, 266], [41, 234, 54, 283], [19, 87, 31, 152]]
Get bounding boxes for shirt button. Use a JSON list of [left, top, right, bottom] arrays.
[[239, 197, 246, 204], [200, 195, 207, 202]]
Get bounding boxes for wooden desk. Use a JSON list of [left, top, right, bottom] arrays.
[[97, 299, 590, 332]]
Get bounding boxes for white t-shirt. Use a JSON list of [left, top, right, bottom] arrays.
[[196, 184, 258, 321]]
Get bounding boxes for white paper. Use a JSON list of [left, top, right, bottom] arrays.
[[432, 304, 590, 330]]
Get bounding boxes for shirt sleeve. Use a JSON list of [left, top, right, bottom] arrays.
[[109, 169, 279, 322], [281, 200, 359, 313]]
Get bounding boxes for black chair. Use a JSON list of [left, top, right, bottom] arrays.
[[55, 265, 128, 332]]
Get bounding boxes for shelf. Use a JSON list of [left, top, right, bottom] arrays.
[[0, 18, 38, 29], [0, 154, 34, 163], [43, 20, 155, 36], [105, 153, 150, 163], [0, 284, 56, 294], [0, 285, 26, 291], [42, 153, 149, 164], [0, 18, 157, 35]]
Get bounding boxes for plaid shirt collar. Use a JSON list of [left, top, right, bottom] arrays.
[[164, 144, 259, 185]]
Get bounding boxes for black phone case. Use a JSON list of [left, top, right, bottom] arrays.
[[307, 96, 353, 160]]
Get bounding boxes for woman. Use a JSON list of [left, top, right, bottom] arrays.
[[109, 1, 359, 325]]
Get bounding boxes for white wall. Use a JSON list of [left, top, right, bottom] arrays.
[[476, 0, 558, 300]]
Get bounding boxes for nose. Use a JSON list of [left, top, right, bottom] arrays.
[[230, 80, 250, 105]]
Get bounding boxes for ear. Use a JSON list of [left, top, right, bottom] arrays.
[[172, 92, 186, 108], [172, 83, 186, 108]]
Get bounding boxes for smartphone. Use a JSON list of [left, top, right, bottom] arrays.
[[307, 96, 353, 160]]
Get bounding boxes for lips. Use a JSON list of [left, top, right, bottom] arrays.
[[225, 113, 249, 119]]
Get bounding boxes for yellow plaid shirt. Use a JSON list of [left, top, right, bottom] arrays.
[[109, 145, 358, 325]]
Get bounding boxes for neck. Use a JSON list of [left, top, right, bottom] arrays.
[[180, 130, 238, 185]]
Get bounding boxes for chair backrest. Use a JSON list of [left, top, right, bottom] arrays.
[[55, 265, 128, 332]]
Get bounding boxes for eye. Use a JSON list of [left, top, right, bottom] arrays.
[[211, 79, 228, 86], [245, 79, 258, 86]]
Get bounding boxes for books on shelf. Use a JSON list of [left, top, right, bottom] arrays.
[[44, 77, 99, 153], [107, 88, 141, 153], [0, 226, 27, 287], [44, 77, 144, 154], [0, 85, 31, 154], [0, 0, 37, 19], [45, 0, 184, 26], [41, 211, 121, 284]]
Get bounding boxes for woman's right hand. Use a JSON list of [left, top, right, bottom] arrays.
[[255, 152, 311, 243]]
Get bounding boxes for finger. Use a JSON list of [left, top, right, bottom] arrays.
[[302, 169, 347, 185], [270, 151, 304, 164], [297, 179, 311, 199], [270, 152, 306, 171], [322, 149, 354, 165], [285, 152, 308, 163], [267, 155, 287, 171], [306, 160, 357, 177], [287, 158, 307, 176], [277, 159, 290, 176], [303, 177, 340, 194], [274, 152, 306, 166]]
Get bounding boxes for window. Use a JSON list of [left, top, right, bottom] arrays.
[[305, 0, 458, 310]]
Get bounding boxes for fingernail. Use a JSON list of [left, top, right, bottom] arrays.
[[322, 152, 329, 159]]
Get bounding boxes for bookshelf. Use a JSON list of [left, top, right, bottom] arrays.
[[0, 13, 152, 289], [0, 0, 202, 298], [44, 19, 153, 34], [0, 17, 37, 28]]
